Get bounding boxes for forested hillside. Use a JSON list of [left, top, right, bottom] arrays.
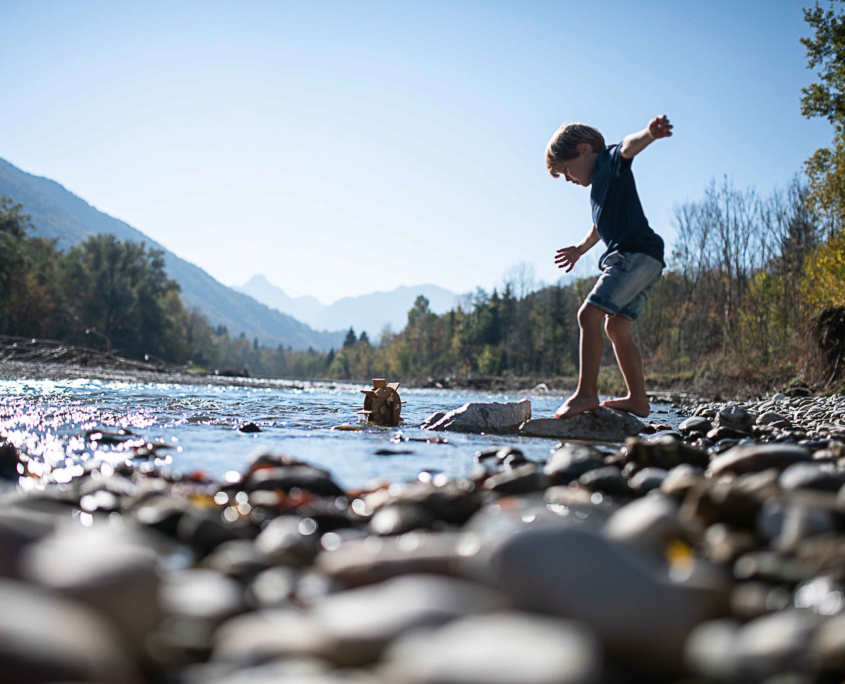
[[0, 158, 345, 351]]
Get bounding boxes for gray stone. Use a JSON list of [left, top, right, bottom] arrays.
[[421, 400, 531, 434], [730, 610, 826, 680], [519, 407, 642, 441], [216, 574, 509, 668], [813, 611, 845, 672], [543, 444, 604, 484], [21, 524, 162, 651], [461, 526, 727, 675], [604, 494, 682, 549], [309, 574, 510, 666], [202, 539, 268, 580], [379, 612, 603, 684], [482, 463, 551, 495], [0, 511, 54, 578], [246, 466, 344, 497], [709, 444, 813, 476], [757, 499, 837, 551], [316, 532, 463, 588], [628, 467, 669, 493], [0, 578, 141, 684], [623, 436, 710, 469], [160, 568, 246, 622], [368, 481, 482, 526], [255, 516, 320, 567], [779, 462, 845, 492], [715, 404, 754, 432], [679, 416, 712, 435], [758, 412, 789, 426], [368, 504, 437, 536], [247, 566, 299, 609], [660, 464, 704, 497], [578, 466, 631, 496]]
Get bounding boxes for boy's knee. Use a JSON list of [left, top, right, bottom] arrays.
[[577, 303, 605, 327], [604, 315, 630, 341]]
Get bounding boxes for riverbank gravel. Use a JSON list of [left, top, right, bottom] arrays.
[[1, 381, 845, 682]]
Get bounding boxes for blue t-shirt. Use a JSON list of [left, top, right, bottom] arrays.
[[590, 143, 665, 268]]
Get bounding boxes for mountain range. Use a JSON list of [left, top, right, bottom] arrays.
[[0, 157, 458, 350], [0, 157, 349, 350], [236, 275, 457, 340]]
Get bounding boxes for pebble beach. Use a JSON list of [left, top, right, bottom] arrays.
[[2, 371, 845, 683]]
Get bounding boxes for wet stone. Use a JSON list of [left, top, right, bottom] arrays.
[[543, 444, 604, 485], [246, 466, 344, 497], [238, 422, 262, 433], [679, 416, 712, 436], [421, 400, 531, 434], [483, 463, 551, 495], [578, 466, 631, 497]]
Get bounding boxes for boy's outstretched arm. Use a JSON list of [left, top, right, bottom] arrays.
[[555, 225, 600, 273], [620, 115, 673, 159]]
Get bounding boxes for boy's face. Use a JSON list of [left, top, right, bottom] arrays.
[[559, 143, 597, 187]]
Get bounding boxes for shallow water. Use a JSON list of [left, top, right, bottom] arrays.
[[0, 377, 682, 488]]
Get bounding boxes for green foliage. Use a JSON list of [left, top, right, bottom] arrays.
[[802, 1, 845, 229]]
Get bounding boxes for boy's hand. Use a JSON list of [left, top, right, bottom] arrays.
[[555, 246, 581, 273], [648, 115, 673, 140]]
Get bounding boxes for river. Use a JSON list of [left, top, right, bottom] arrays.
[[0, 377, 683, 489]]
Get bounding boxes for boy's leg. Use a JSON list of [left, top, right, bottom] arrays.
[[555, 303, 604, 418], [601, 315, 650, 417]]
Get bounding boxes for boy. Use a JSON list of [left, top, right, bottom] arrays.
[[546, 115, 673, 419]]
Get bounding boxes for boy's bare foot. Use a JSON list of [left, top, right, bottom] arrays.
[[554, 393, 600, 419], [600, 396, 650, 418]]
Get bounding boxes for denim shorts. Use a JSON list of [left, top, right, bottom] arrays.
[[586, 251, 663, 321]]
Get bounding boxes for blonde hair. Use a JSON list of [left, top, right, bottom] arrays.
[[545, 123, 605, 178]]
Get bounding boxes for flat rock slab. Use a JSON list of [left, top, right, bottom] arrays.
[[421, 400, 531, 434], [519, 407, 643, 441]]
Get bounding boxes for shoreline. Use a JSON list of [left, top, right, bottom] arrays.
[[0, 358, 701, 405]]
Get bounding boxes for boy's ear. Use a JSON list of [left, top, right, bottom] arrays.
[[577, 142, 593, 157]]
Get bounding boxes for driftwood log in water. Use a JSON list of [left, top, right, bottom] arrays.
[[0, 335, 191, 374]]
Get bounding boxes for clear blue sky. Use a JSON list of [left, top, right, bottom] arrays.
[[0, 0, 833, 303]]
